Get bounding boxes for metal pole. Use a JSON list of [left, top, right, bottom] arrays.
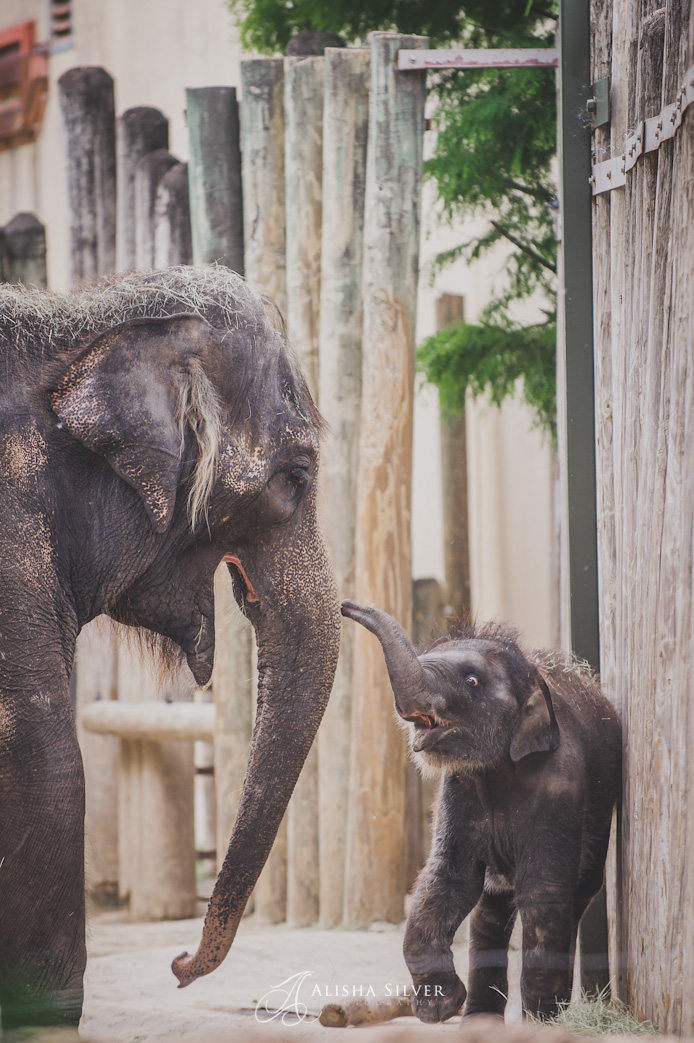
[[557, 0, 608, 996]]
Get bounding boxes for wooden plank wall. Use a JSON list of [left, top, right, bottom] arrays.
[[591, 0, 694, 1032]]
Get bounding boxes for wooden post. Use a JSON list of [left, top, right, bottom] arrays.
[[117, 642, 197, 920], [75, 623, 119, 905], [239, 57, 287, 922], [345, 32, 428, 926], [436, 294, 471, 616], [194, 687, 216, 881], [240, 58, 286, 312], [116, 107, 169, 272], [58, 67, 120, 906], [283, 53, 325, 928], [212, 568, 254, 881], [1, 213, 47, 287], [317, 46, 370, 928], [186, 87, 244, 274], [153, 162, 193, 268], [58, 66, 116, 283], [134, 149, 178, 269], [284, 55, 324, 396]]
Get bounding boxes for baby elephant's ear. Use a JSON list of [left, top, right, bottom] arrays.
[[50, 313, 217, 534], [509, 675, 560, 762]]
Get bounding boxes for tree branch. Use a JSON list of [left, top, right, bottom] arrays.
[[505, 178, 554, 204], [490, 220, 557, 273]]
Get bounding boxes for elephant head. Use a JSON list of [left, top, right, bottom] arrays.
[[0, 267, 339, 1017], [340, 600, 559, 774]]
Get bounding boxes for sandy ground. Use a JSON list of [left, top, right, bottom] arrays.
[[78, 908, 488, 1043]]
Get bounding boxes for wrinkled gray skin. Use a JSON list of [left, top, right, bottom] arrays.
[[0, 269, 340, 1030], [341, 600, 621, 1023]]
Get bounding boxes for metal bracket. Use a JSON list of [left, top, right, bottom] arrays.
[[586, 77, 609, 128], [397, 48, 558, 71]]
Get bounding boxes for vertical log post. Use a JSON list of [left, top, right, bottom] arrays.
[[116, 107, 169, 272], [75, 625, 120, 905], [1, 213, 47, 287], [194, 687, 216, 882], [117, 644, 197, 920], [153, 163, 193, 268], [317, 46, 370, 928], [58, 66, 116, 283], [186, 87, 244, 274], [283, 53, 325, 928], [212, 568, 254, 879], [345, 32, 428, 926], [239, 57, 287, 923], [58, 67, 120, 904], [134, 149, 178, 269], [436, 294, 471, 616], [185, 87, 245, 897]]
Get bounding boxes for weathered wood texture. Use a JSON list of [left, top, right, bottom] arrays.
[[153, 162, 193, 268], [186, 88, 244, 274], [58, 67, 116, 284], [284, 55, 324, 397], [75, 623, 119, 904], [116, 107, 169, 272], [134, 149, 178, 269], [283, 54, 325, 928], [408, 578, 446, 887], [116, 643, 197, 921], [436, 294, 471, 616], [317, 46, 370, 928], [212, 565, 255, 909], [1, 212, 47, 287], [591, 0, 694, 1031], [241, 59, 286, 315], [239, 57, 287, 921], [345, 32, 428, 926]]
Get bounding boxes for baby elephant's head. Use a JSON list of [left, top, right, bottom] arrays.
[[341, 600, 559, 775]]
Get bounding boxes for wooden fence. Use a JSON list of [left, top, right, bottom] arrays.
[[34, 32, 458, 929], [591, 0, 694, 1033]]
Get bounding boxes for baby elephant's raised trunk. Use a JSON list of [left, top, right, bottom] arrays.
[[340, 599, 427, 718]]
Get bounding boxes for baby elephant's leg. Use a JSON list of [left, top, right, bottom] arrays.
[[517, 897, 576, 1019], [464, 889, 517, 1018]]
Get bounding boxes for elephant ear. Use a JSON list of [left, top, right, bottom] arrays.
[[509, 675, 560, 762], [50, 313, 221, 534]]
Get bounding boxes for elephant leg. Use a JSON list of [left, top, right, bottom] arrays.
[[0, 705, 86, 1029], [517, 896, 576, 1019], [463, 888, 517, 1018]]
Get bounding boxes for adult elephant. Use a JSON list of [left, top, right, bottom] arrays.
[[0, 266, 340, 1030]]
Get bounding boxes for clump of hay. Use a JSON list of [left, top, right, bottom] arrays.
[[0, 264, 265, 357], [537, 988, 660, 1036]]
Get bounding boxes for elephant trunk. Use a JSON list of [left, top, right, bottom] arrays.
[[172, 599, 340, 988], [340, 599, 428, 718]]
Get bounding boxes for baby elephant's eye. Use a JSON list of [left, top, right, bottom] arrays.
[[465, 675, 479, 688]]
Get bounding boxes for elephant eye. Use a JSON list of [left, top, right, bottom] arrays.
[[289, 466, 309, 489], [465, 675, 479, 688]]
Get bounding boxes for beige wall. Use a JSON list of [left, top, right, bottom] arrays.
[[414, 181, 558, 650]]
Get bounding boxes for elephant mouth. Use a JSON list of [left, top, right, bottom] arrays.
[[223, 554, 260, 603], [407, 712, 457, 752]]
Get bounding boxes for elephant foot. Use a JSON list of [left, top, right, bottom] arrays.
[[1, 985, 83, 1032]]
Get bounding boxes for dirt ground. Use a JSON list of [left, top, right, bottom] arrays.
[[77, 906, 521, 1043]]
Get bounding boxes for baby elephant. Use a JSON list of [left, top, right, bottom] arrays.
[[341, 600, 621, 1023]]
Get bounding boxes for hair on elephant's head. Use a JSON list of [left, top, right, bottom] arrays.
[[0, 266, 340, 988]]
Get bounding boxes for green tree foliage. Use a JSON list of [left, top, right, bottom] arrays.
[[228, 0, 558, 434]]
